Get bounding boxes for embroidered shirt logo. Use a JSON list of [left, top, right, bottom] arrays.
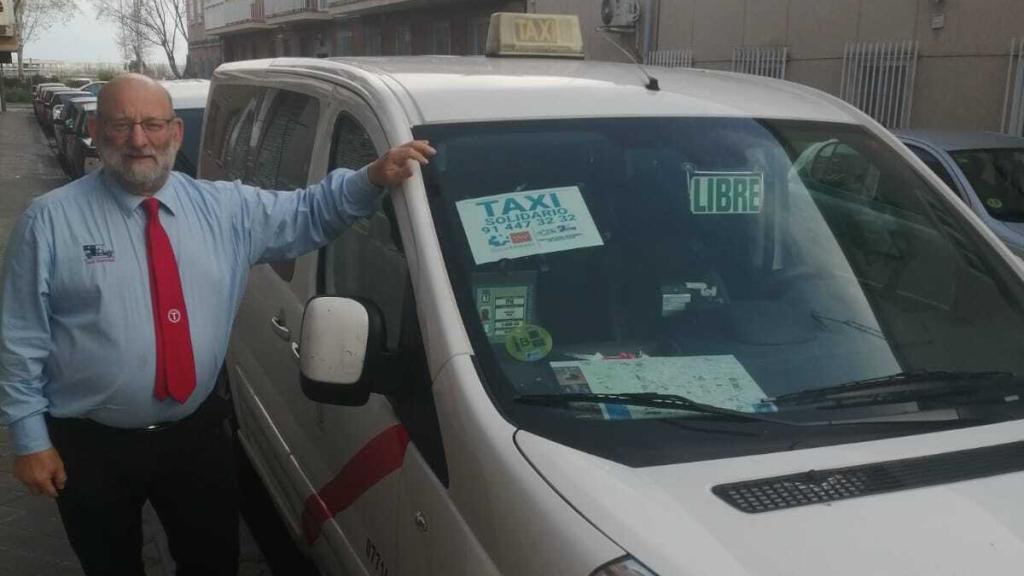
[[82, 244, 115, 264]]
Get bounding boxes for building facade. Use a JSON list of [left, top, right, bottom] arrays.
[[538, 0, 1024, 134], [186, 0, 1024, 134], [191, 0, 523, 74]]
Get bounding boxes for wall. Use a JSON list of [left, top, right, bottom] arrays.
[[534, 0, 1024, 131]]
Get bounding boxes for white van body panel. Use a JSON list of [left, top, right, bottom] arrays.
[[518, 421, 1024, 575], [424, 354, 625, 575]]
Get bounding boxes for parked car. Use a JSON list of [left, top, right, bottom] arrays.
[[33, 84, 67, 125], [204, 13, 1024, 576], [65, 77, 93, 89], [895, 130, 1024, 257], [57, 96, 97, 172], [64, 100, 100, 179], [40, 88, 85, 134], [79, 81, 107, 97], [50, 90, 91, 135], [32, 82, 65, 99], [160, 79, 209, 177]]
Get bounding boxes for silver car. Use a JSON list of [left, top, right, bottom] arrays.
[[897, 130, 1024, 257]]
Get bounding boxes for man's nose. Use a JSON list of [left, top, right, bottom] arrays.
[[128, 122, 149, 147]]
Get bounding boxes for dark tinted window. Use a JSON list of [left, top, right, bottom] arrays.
[[200, 84, 263, 182], [174, 108, 204, 177], [906, 144, 961, 198], [252, 90, 319, 189]]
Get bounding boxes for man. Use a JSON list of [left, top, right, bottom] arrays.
[[0, 74, 435, 575]]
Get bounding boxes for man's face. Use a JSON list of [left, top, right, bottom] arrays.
[[89, 83, 183, 194]]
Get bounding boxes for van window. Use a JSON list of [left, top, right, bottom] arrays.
[[906, 144, 960, 197], [324, 113, 401, 347], [322, 112, 448, 483], [200, 84, 263, 182], [251, 90, 319, 190]]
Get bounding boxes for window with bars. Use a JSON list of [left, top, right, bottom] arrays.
[[1002, 38, 1024, 136], [468, 16, 489, 56], [644, 49, 692, 68], [432, 21, 451, 55], [732, 46, 788, 79], [338, 30, 353, 56], [840, 40, 918, 129], [364, 26, 382, 56], [395, 24, 412, 55]]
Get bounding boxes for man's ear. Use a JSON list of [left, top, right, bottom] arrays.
[[87, 116, 98, 141], [171, 116, 184, 148]]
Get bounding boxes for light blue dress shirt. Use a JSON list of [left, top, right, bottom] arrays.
[[0, 167, 380, 455]]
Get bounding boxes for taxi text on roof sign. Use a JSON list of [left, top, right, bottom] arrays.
[[486, 13, 584, 59]]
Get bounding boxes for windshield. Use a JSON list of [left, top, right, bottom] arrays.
[[416, 118, 1024, 466], [950, 148, 1024, 222]]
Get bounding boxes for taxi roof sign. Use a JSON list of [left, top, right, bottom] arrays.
[[486, 13, 584, 59]]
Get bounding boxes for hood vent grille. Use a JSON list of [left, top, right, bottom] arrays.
[[712, 440, 1024, 513]]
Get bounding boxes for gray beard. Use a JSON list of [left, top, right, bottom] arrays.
[[97, 138, 179, 195]]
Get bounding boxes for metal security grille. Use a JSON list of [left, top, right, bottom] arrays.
[[840, 40, 918, 129], [644, 49, 693, 68], [731, 47, 788, 79], [1001, 38, 1024, 136]]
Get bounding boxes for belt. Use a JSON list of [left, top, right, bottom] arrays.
[[47, 392, 230, 436]]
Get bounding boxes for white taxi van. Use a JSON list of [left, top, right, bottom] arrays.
[[201, 13, 1024, 576]]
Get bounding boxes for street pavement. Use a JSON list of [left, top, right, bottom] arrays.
[[0, 105, 273, 576]]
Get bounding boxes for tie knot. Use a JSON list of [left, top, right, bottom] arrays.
[[143, 197, 160, 219]]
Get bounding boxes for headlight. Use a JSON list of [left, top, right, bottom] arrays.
[[590, 556, 658, 576]]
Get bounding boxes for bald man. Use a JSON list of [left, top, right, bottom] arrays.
[[0, 74, 434, 575]]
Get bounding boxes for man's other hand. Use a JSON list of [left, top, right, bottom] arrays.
[[14, 448, 67, 498], [367, 140, 436, 188]]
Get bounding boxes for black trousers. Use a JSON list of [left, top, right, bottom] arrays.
[[47, 394, 239, 576]]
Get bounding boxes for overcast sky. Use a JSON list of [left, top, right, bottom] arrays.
[[22, 2, 188, 66]]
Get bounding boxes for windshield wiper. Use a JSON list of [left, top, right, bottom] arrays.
[[514, 392, 803, 426], [769, 370, 1019, 407]]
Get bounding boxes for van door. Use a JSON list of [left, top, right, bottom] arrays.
[[213, 84, 331, 539], [298, 105, 418, 575]]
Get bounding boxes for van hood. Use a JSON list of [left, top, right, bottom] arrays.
[[515, 421, 1024, 575]]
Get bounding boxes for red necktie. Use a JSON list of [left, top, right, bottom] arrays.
[[144, 198, 196, 403]]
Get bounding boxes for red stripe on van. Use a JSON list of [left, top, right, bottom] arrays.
[[301, 424, 411, 544]]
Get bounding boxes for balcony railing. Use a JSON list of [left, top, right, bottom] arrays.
[[204, 0, 265, 30], [265, 0, 324, 18]]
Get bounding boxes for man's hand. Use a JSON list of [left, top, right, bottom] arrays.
[[14, 448, 67, 498], [367, 140, 437, 188]]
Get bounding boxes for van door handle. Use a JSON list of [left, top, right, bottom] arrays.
[[270, 315, 291, 340]]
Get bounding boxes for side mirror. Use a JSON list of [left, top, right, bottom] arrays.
[[299, 296, 387, 406]]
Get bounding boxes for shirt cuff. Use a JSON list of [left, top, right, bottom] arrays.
[[343, 166, 383, 218], [9, 413, 52, 455]]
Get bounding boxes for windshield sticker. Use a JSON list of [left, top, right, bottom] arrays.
[[456, 186, 604, 264], [506, 324, 553, 362], [690, 172, 764, 215], [476, 285, 532, 343], [548, 356, 771, 415]]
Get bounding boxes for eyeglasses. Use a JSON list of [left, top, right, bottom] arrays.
[[102, 117, 177, 137]]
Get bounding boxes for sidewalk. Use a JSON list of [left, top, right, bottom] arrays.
[[0, 105, 272, 576]]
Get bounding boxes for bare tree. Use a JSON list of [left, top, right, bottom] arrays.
[[12, 0, 78, 79], [93, 0, 187, 78]]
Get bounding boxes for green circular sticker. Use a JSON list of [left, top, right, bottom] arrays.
[[986, 198, 1004, 209], [505, 324, 553, 362]]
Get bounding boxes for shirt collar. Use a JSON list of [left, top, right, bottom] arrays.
[[102, 169, 181, 217]]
